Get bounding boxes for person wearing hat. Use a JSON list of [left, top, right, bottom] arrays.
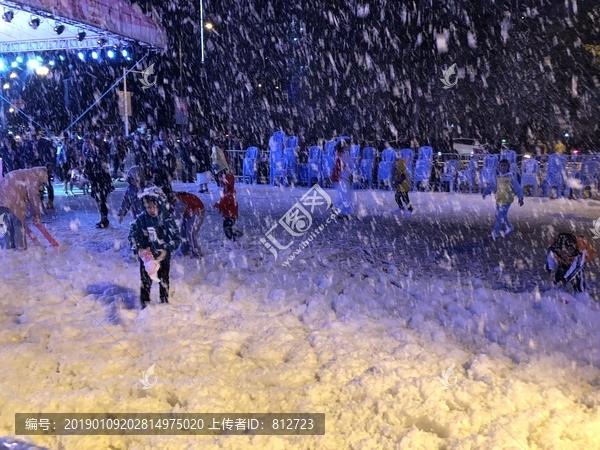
[[128, 186, 181, 308]]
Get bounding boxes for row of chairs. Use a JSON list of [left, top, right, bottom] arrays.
[[241, 135, 599, 198], [242, 141, 435, 189], [439, 152, 599, 197]]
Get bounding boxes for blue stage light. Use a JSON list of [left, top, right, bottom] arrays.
[[0, 60, 5, 71], [16, 56, 23, 63], [107, 49, 115, 58], [77, 52, 85, 61], [121, 49, 129, 57], [48, 60, 55, 66], [11, 61, 18, 68], [91, 51, 99, 59], [59, 55, 66, 61]]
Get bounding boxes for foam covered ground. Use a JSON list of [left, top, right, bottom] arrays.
[[0, 181, 599, 449]]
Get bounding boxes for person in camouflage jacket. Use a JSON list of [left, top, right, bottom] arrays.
[[128, 186, 181, 308]]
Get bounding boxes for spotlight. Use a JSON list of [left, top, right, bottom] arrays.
[[59, 54, 66, 61], [35, 66, 49, 76], [76, 31, 86, 41], [107, 49, 115, 58], [54, 24, 65, 35], [16, 56, 23, 63], [3, 83, 9, 89], [2, 10, 14, 23], [27, 59, 40, 70], [91, 51, 99, 59], [48, 60, 55, 66], [9, 72, 17, 79], [29, 16, 41, 30], [121, 49, 129, 58], [77, 51, 85, 61], [0, 60, 5, 71], [10, 62, 17, 68], [97, 37, 107, 47]]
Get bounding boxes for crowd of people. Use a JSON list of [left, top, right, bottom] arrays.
[[0, 130, 596, 302], [328, 140, 595, 293], [0, 129, 233, 227], [0, 127, 246, 307]]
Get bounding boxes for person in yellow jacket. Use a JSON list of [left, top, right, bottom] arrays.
[[482, 159, 524, 239], [554, 141, 566, 154], [392, 158, 413, 216]]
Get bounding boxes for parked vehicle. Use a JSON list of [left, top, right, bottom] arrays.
[[452, 138, 486, 156]]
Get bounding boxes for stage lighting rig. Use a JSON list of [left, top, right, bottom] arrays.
[[29, 16, 41, 30]]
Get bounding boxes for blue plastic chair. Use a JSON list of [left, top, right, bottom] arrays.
[[349, 145, 361, 189], [271, 131, 286, 148], [297, 164, 309, 185], [308, 146, 322, 186], [520, 158, 539, 196], [418, 146, 433, 162], [283, 147, 297, 184], [573, 158, 600, 198], [479, 154, 498, 193], [413, 159, 432, 191], [242, 146, 259, 184], [413, 146, 433, 191], [457, 157, 478, 193], [359, 146, 375, 189], [324, 140, 336, 156], [285, 136, 298, 150], [272, 156, 288, 186], [377, 148, 397, 189], [438, 159, 459, 192], [269, 147, 284, 185], [399, 148, 414, 189], [542, 154, 567, 197], [322, 152, 335, 187]]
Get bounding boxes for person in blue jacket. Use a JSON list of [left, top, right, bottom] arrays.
[[128, 186, 181, 308]]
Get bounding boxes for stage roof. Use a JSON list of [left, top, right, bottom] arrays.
[[0, 0, 167, 53]]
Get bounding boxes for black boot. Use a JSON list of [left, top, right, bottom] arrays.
[[96, 218, 110, 229]]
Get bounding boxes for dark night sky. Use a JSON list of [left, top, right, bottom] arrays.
[[4, 0, 600, 149]]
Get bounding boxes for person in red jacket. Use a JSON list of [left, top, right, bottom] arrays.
[[213, 173, 243, 241], [170, 191, 205, 258]]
